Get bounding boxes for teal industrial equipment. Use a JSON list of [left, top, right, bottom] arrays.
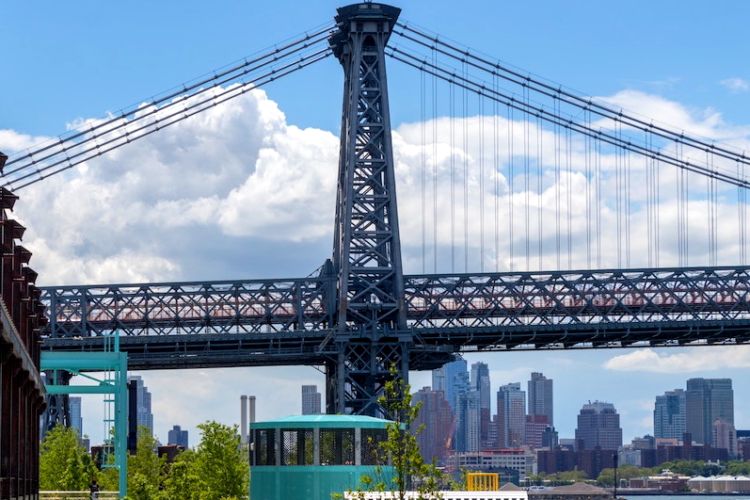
[[41, 336, 128, 498], [250, 415, 395, 500]]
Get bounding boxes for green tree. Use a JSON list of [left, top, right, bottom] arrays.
[[726, 461, 750, 476], [40, 425, 97, 491], [547, 470, 588, 484], [191, 421, 249, 500], [126, 427, 166, 500], [160, 450, 201, 500], [652, 460, 722, 477], [597, 465, 645, 486], [352, 364, 444, 500]]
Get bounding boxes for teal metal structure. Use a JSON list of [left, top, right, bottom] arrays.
[[250, 415, 396, 500], [41, 341, 128, 498]]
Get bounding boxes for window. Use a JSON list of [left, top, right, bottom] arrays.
[[254, 429, 276, 466], [281, 429, 314, 465], [361, 428, 388, 465], [320, 428, 355, 465]]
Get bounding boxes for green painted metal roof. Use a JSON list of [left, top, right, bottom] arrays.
[[251, 414, 393, 430]]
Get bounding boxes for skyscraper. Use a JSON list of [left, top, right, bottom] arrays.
[[301, 385, 322, 415], [575, 401, 622, 450], [432, 359, 469, 414], [127, 376, 153, 435], [497, 383, 526, 448], [712, 419, 737, 458], [456, 390, 481, 452], [528, 372, 553, 427], [470, 362, 491, 448], [525, 414, 550, 449], [654, 389, 686, 440], [686, 378, 734, 446], [412, 386, 454, 463], [69, 396, 83, 440], [167, 425, 189, 448]]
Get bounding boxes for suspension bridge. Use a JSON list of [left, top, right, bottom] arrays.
[[2, 3, 750, 495]]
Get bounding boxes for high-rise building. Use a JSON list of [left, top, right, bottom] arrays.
[[542, 426, 559, 448], [127, 376, 153, 435], [69, 396, 83, 440], [654, 389, 686, 440], [433, 359, 469, 414], [575, 401, 622, 450], [167, 425, 189, 448], [525, 414, 550, 449], [497, 383, 526, 448], [412, 387, 454, 464], [301, 385, 322, 415], [686, 378, 734, 446], [456, 390, 481, 452], [470, 362, 491, 448], [528, 372, 553, 427], [712, 419, 738, 458]]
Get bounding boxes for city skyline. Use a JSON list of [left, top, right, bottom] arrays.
[[4, 1, 750, 450], [74, 363, 747, 449]]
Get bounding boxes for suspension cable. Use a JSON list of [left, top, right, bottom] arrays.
[[3, 25, 334, 188], [9, 49, 332, 190], [386, 46, 750, 189], [393, 23, 750, 170]]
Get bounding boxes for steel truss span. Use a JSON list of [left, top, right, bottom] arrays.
[[41, 266, 750, 369]]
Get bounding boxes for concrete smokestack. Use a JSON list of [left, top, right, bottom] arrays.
[[240, 395, 248, 445], [249, 395, 256, 424]]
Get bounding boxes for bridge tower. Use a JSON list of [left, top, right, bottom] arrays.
[[326, 3, 409, 416]]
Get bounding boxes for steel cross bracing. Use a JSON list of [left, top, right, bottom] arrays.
[[41, 265, 750, 363], [326, 3, 409, 415]]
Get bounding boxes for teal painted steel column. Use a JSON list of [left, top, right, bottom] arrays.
[[115, 334, 128, 497], [41, 341, 129, 498]]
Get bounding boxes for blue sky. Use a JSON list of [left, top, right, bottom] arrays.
[[2, 1, 750, 447]]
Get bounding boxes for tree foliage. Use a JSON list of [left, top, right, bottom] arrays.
[[191, 421, 249, 500], [725, 461, 750, 476], [597, 465, 646, 486], [40, 425, 97, 491], [127, 427, 167, 500], [40, 421, 249, 500]]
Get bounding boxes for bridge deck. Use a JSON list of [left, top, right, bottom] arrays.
[[40, 266, 750, 370]]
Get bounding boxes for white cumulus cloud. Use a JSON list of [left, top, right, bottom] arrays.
[[603, 346, 750, 373], [721, 77, 750, 93]]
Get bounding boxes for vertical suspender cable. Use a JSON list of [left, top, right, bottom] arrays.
[[463, 60, 469, 272], [566, 126, 573, 269], [420, 70, 426, 273], [432, 46, 439, 273], [555, 98, 562, 270], [626, 149, 632, 267], [450, 84, 457, 273], [740, 160, 747, 264], [508, 104, 515, 271], [596, 136, 602, 268], [615, 120, 622, 268], [494, 73, 500, 271], [585, 109, 592, 268], [524, 86, 531, 271], [537, 114, 543, 270], [656, 152, 661, 267], [480, 94, 486, 272], [647, 132, 653, 267]]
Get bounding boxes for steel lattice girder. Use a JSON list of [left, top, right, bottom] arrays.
[[38, 265, 750, 370], [42, 276, 334, 338]]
